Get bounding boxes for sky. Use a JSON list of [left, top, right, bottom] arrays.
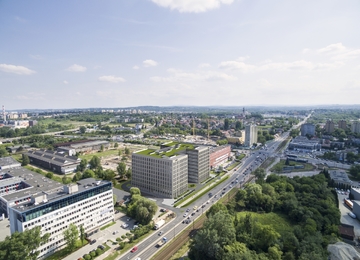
[[1, 0, 360, 110]]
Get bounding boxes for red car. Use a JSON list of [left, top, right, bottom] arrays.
[[131, 246, 138, 253]]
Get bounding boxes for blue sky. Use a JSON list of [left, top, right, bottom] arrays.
[[1, 0, 360, 110]]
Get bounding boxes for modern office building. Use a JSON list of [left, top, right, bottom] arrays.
[[26, 149, 81, 174], [351, 121, 360, 134], [300, 123, 315, 137], [244, 125, 258, 147], [209, 145, 231, 169], [8, 178, 114, 259], [132, 145, 189, 198], [186, 146, 210, 183], [338, 120, 347, 130], [132, 143, 210, 198], [288, 136, 321, 152], [324, 120, 335, 134]]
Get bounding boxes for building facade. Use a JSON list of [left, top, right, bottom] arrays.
[[351, 121, 360, 134], [186, 146, 210, 183], [209, 145, 231, 169], [288, 136, 321, 152], [338, 120, 347, 130], [131, 151, 188, 198], [8, 179, 114, 259], [244, 125, 258, 147], [324, 120, 335, 133], [300, 123, 315, 136]]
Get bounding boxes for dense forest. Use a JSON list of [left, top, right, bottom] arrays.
[[189, 170, 340, 260]]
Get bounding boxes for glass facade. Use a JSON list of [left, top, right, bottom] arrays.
[[19, 183, 112, 222]]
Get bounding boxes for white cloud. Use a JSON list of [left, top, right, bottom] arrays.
[[63, 80, 69, 84], [151, 0, 234, 13], [317, 43, 360, 61], [133, 65, 140, 70], [318, 43, 346, 53], [198, 63, 211, 68], [218, 61, 256, 73], [0, 64, 36, 75], [143, 59, 158, 67], [257, 79, 272, 87], [150, 69, 236, 82], [66, 64, 87, 72], [302, 48, 310, 54], [98, 75, 126, 83]]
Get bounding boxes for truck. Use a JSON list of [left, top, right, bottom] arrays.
[[344, 198, 353, 209], [154, 219, 165, 230], [157, 237, 167, 247]]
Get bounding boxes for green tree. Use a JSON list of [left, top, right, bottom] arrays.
[[79, 126, 86, 134], [62, 176, 72, 184], [82, 169, 95, 179], [224, 119, 230, 130], [100, 144, 104, 152], [349, 165, 360, 179], [114, 142, 119, 148], [253, 168, 266, 184], [0, 147, 8, 158], [0, 226, 50, 260], [130, 187, 141, 196], [235, 121, 242, 131], [79, 225, 85, 245], [126, 168, 132, 179], [89, 156, 101, 169], [63, 223, 79, 251], [45, 172, 54, 179], [21, 154, 30, 166], [125, 147, 130, 155], [72, 172, 82, 182], [117, 162, 127, 178], [77, 159, 88, 172]]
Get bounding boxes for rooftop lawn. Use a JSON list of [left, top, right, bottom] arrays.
[[136, 143, 195, 158]]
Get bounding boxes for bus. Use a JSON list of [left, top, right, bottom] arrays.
[[287, 154, 297, 158], [344, 198, 353, 209]]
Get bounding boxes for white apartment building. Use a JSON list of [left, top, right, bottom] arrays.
[[245, 125, 258, 147], [8, 179, 114, 259], [351, 121, 360, 134]]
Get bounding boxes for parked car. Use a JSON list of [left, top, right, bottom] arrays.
[[183, 213, 188, 217], [98, 244, 105, 250]]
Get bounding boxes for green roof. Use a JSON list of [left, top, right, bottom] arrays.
[[135, 143, 195, 158]]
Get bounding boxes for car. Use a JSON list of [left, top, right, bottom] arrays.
[[193, 206, 198, 210], [191, 212, 196, 216], [90, 239, 96, 245], [201, 204, 206, 208], [229, 185, 233, 188], [132, 225, 139, 230], [98, 244, 105, 250], [135, 258, 141, 260], [186, 208, 190, 212], [158, 231, 163, 236], [196, 208, 200, 212], [348, 212, 357, 219], [223, 188, 226, 191], [131, 246, 138, 253], [214, 194, 218, 198], [122, 223, 129, 228], [206, 201, 210, 204], [183, 213, 188, 217], [112, 230, 119, 235]]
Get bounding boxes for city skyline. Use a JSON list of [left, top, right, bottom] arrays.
[[1, 0, 360, 110]]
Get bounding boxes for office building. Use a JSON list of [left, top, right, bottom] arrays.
[[132, 145, 188, 198], [209, 145, 231, 169], [8, 178, 114, 259], [131, 143, 210, 198], [288, 136, 321, 152], [324, 120, 335, 134], [244, 125, 258, 147], [186, 146, 210, 183], [300, 123, 315, 137], [338, 120, 347, 130]]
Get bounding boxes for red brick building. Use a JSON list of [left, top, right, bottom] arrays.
[[210, 145, 231, 169]]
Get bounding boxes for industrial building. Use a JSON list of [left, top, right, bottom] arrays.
[[288, 136, 321, 152], [0, 156, 21, 170], [8, 178, 114, 259], [26, 149, 81, 174], [56, 140, 110, 156]]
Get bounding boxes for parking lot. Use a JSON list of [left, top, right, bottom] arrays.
[[338, 191, 360, 240]]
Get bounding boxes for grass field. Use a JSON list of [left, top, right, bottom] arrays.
[[270, 159, 315, 173], [37, 118, 86, 127], [237, 212, 293, 235], [79, 149, 122, 160]]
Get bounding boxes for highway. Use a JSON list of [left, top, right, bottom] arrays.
[[119, 132, 290, 260]]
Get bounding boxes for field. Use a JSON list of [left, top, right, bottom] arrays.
[[237, 212, 293, 235], [270, 159, 315, 173], [37, 118, 86, 127], [78, 149, 122, 160]]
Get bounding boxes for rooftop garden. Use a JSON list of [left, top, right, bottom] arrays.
[[135, 143, 195, 158]]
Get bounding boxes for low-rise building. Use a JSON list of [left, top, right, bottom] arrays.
[[26, 149, 81, 174], [0, 156, 21, 170], [329, 170, 352, 187], [288, 136, 321, 152], [209, 145, 231, 169]]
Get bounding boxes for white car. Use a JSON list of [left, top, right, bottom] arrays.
[[122, 223, 129, 228], [183, 213, 188, 217]]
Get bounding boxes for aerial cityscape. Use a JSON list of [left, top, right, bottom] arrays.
[[1, 1, 360, 260]]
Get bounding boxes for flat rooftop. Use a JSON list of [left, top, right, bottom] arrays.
[[1, 167, 64, 202], [135, 143, 194, 158], [329, 170, 351, 183], [0, 157, 21, 168], [11, 178, 111, 213]]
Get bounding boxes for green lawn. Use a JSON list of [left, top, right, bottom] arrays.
[[237, 212, 293, 235], [37, 118, 86, 127], [100, 221, 116, 230], [270, 159, 315, 173], [226, 161, 241, 171], [45, 240, 88, 260]]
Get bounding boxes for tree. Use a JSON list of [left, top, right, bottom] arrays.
[[253, 168, 266, 184], [0, 147, 8, 158], [82, 169, 95, 179], [114, 142, 119, 148], [235, 121, 242, 131], [21, 154, 30, 166], [0, 226, 50, 260], [89, 156, 101, 169], [72, 172, 82, 182], [130, 187, 141, 196], [100, 144, 104, 152], [63, 223, 79, 251], [77, 159, 88, 172], [62, 176, 71, 184], [79, 225, 85, 245], [125, 147, 130, 155], [127, 196, 158, 225], [126, 168, 132, 179], [349, 165, 360, 179], [46, 172, 54, 179], [117, 162, 127, 178], [79, 126, 86, 134]]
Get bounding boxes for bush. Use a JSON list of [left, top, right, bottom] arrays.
[[126, 233, 131, 237], [121, 235, 126, 239], [116, 237, 121, 241], [83, 254, 91, 260], [95, 248, 102, 256], [119, 242, 126, 249], [90, 250, 96, 258]]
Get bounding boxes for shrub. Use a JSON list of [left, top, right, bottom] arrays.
[[95, 248, 102, 256], [116, 237, 121, 241], [119, 242, 126, 249]]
